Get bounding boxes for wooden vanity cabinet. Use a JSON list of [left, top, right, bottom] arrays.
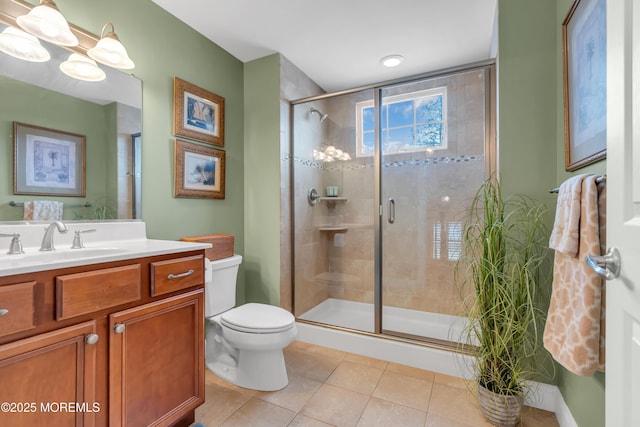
[[0, 320, 98, 427], [109, 290, 204, 427], [0, 250, 205, 427]]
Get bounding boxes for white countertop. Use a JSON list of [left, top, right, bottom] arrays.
[[0, 221, 211, 276]]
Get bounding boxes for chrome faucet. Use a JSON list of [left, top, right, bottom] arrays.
[[0, 233, 24, 254], [40, 221, 68, 251]]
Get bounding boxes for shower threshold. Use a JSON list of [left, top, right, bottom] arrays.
[[298, 298, 470, 345]]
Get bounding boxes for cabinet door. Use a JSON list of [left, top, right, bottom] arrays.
[[0, 321, 98, 427], [109, 289, 204, 427]]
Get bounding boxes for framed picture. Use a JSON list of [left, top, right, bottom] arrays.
[[13, 122, 86, 197], [174, 139, 225, 199], [174, 77, 225, 147], [562, 0, 606, 171]]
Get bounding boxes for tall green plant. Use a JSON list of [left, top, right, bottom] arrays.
[[457, 178, 549, 397]]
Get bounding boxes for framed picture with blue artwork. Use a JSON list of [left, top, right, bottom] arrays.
[[174, 77, 225, 147], [562, 0, 606, 171], [174, 139, 225, 199], [13, 122, 86, 197]]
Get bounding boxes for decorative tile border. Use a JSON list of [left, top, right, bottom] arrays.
[[283, 153, 484, 172]]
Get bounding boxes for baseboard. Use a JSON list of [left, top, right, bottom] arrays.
[[525, 382, 577, 427], [296, 322, 578, 427]]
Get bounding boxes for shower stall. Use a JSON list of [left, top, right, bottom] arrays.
[[291, 61, 496, 349]]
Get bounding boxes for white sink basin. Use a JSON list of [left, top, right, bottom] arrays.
[[0, 246, 127, 272]]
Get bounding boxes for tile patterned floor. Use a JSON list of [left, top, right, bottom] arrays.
[[193, 341, 559, 427]]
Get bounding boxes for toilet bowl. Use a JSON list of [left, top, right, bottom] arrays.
[[204, 255, 297, 391]]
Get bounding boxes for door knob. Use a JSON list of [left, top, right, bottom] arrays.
[[586, 247, 621, 280], [113, 323, 125, 334]]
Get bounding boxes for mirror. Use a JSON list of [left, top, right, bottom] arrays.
[[0, 21, 142, 222]]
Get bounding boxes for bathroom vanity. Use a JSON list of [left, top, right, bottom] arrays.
[[0, 221, 210, 426]]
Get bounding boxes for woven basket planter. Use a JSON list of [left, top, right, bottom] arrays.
[[477, 384, 524, 427]]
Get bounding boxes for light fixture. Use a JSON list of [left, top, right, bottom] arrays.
[[313, 145, 351, 162], [87, 22, 134, 69], [0, 27, 50, 62], [380, 54, 404, 68], [16, 0, 78, 46], [60, 53, 106, 82]]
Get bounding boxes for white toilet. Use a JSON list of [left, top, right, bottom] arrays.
[[204, 254, 297, 391]]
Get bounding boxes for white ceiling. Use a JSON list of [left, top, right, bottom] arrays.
[[152, 0, 498, 93]]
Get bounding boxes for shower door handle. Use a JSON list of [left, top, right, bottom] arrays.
[[388, 198, 395, 224]]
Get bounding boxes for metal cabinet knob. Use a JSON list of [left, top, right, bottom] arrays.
[[113, 323, 125, 334], [0, 308, 8, 317], [586, 247, 621, 280], [85, 334, 99, 345]]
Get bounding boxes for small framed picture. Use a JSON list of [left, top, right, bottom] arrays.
[[562, 0, 607, 171], [174, 139, 225, 199], [13, 121, 86, 197], [174, 77, 225, 147]]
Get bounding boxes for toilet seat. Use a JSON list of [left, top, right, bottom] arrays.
[[220, 303, 295, 334]]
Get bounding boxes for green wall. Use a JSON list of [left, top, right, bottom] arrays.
[[243, 54, 281, 305], [61, 0, 247, 292], [499, 1, 605, 426]]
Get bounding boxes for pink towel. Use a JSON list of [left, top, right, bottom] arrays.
[[23, 200, 64, 221], [543, 175, 606, 376]]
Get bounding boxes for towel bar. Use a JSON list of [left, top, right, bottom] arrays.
[[9, 201, 92, 208], [549, 175, 606, 194]]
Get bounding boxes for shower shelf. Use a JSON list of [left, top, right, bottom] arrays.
[[318, 226, 348, 232], [319, 197, 347, 205]]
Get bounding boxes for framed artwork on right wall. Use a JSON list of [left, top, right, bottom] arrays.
[[562, 0, 607, 171]]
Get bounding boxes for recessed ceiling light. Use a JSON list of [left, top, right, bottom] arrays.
[[380, 54, 404, 67]]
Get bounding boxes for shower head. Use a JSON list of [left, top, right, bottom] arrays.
[[310, 108, 328, 123]]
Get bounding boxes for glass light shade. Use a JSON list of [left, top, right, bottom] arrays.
[[16, 0, 78, 46], [87, 23, 134, 69], [0, 27, 50, 62], [60, 53, 106, 82]]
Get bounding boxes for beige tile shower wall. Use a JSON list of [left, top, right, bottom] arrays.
[[280, 55, 325, 313], [381, 160, 485, 316], [327, 163, 375, 304], [291, 93, 338, 316]]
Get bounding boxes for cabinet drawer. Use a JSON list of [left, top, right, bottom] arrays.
[[0, 281, 37, 336], [56, 264, 141, 320], [150, 255, 204, 297]]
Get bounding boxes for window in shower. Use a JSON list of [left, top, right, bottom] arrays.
[[355, 86, 447, 157]]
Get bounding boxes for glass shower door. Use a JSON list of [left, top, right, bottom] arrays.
[[292, 90, 377, 333], [379, 68, 493, 345]]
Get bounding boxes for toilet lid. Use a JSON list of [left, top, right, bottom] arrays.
[[220, 303, 295, 333]]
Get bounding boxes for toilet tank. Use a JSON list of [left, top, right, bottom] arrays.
[[205, 254, 242, 317]]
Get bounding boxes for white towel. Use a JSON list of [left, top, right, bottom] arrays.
[[548, 174, 595, 256], [23, 201, 64, 221]]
